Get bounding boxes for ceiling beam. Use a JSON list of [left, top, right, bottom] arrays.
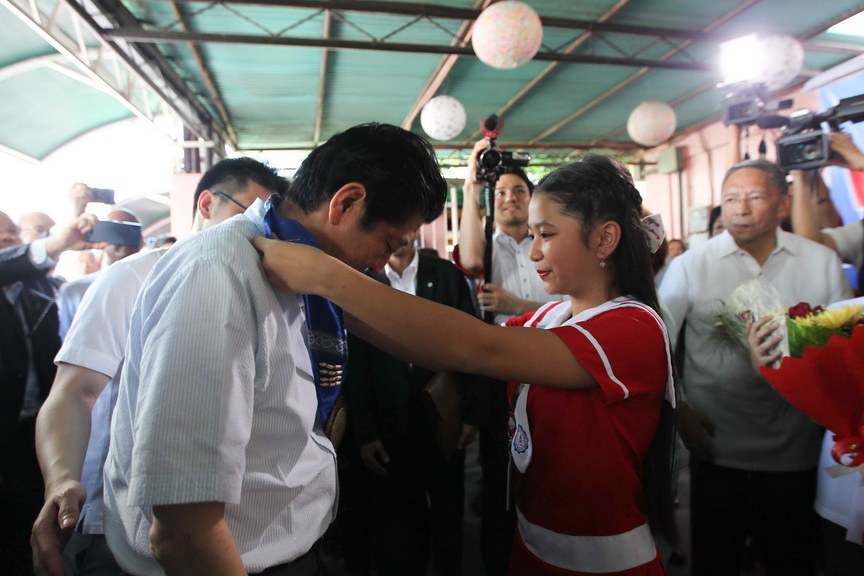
[[167, 0, 238, 144], [527, 0, 764, 144], [458, 0, 634, 147], [105, 28, 714, 72], [312, 9, 331, 146], [161, 0, 712, 42], [586, 3, 864, 146], [399, 0, 492, 131], [86, 0, 234, 151]]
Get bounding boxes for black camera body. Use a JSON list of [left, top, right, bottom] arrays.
[[775, 94, 864, 171], [722, 82, 793, 127], [723, 83, 767, 127], [476, 114, 530, 183], [776, 131, 832, 171]]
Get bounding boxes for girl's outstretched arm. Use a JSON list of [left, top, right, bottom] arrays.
[[252, 236, 596, 390]]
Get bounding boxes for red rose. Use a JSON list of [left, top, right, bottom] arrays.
[[788, 302, 812, 318]]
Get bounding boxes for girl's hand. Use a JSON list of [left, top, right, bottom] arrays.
[[745, 316, 784, 370], [251, 236, 331, 295]]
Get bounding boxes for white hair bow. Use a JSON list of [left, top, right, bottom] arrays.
[[640, 213, 665, 254]]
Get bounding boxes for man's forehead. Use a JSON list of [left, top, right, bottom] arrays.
[[0, 212, 17, 228]]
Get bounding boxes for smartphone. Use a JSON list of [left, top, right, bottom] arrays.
[[87, 220, 142, 247], [90, 188, 115, 205]]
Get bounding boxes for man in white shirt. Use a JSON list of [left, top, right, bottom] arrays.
[[103, 123, 447, 575], [31, 157, 285, 576], [660, 159, 853, 576]]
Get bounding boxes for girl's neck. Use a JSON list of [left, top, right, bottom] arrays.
[[568, 285, 623, 318]]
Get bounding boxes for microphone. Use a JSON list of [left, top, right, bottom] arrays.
[[756, 115, 789, 129]]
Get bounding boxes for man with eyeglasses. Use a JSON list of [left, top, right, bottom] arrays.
[[660, 159, 853, 576], [31, 157, 284, 576], [99, 124, 446, 576]]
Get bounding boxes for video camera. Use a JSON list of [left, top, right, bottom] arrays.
[[722, 82, 793, 127], [476, 114, 530, 183], [773, 95, 864, 170], [721, 81, 864, 171]]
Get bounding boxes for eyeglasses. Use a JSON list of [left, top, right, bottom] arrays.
[[212, 190, 249, 211], [721, 192, 776, 206]]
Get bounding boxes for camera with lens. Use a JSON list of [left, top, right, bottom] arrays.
[[722, 82, 793, 127], [476, 114, 530, 183], [775, 94, 864, 170]]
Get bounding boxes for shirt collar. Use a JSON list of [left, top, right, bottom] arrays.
[[715, 227, 792, 259], [385, 249, 419, 285]]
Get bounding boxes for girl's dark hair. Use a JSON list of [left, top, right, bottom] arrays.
[[535, 155, 678, 546], [534, 155, 660, 315]]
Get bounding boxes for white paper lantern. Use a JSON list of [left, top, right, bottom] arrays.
[[471, 1, 543, 70], [420, 95, 467, 141], [627, 101, 677, 147], [758, 34, 804, 91]]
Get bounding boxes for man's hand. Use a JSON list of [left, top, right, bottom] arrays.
[[44, 214, 101, 259], [478, 283, 525, 316], [828, 131, 864, 171], [676, 402, 716, 463], [457, 424, 477, 450], [31, 480, 86, 576], [746, 316, 784, 370], [463, 139, 488, 199], [360, 440, 390, 475], [68, 183, 94, 217]]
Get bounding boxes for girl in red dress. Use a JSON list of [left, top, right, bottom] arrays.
[[254, 155, 678, 575]]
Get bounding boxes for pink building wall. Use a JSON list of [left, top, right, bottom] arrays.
[[641, 88, 821, 243]]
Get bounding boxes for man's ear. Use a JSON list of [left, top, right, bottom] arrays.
[[776, 192, 793, 221], [197, 190, 214, 220], [327, 183, 367, 225]]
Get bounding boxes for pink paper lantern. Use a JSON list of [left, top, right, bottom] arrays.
[[420, 95, 467, 141], [471, 1, 543, 70], [627, 101, 677, 147], [758, 34, 804, 91]]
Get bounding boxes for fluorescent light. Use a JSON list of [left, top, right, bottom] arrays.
[[828, 10, 864, 37]]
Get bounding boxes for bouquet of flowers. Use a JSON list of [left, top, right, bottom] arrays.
[[714, 279, 864, 367]]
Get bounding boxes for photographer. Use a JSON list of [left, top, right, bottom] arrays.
[[457, 139, 565, 323], [791, 131, 864, 271]]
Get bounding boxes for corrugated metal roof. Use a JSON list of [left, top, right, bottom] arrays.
[[1, 0, 863, 161]]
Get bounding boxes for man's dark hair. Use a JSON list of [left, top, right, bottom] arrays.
[[287, 123, 447, 228], [500, 166, 535, 194], [722, 159, 788, 195], [193, 157, 286, 217], [708, 205, 723, 238]]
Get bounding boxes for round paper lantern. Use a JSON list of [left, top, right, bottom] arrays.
[[758, 34, 804, 91], [420, 95, 467, 141], [471, 1, 543, 70], [627, 101, 677, 147]]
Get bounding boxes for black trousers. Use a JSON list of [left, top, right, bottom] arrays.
[[338, 399, 466, 576], [690, 457, 818, 576], [249, 540, 325, 576], [0, 416, 44, 576], [477, 381, 515, 576]]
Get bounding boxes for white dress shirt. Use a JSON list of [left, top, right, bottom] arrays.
[[104, 201, 337, 575], [659, 229, 852, 471]]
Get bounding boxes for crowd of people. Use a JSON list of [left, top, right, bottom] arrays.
[[1, 121, 864, 576]]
